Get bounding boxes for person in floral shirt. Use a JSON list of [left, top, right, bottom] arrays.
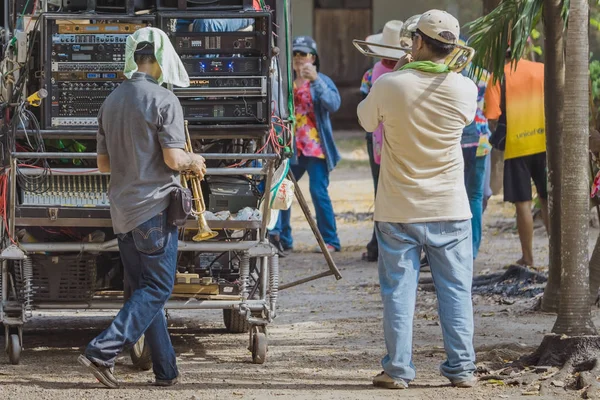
[[295, 80, 326, 159], [269, 36, 342, 254]]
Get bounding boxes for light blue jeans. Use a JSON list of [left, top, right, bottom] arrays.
[[375, 220, 475, 382], [463, 148, 488, 259], [270, 156, 341, 250]]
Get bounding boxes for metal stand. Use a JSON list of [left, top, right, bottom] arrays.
[[278, 171, 342, 291]]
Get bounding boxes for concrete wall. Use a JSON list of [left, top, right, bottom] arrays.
[[373, 0, 434, 33], [289, 0, 484, 128], [372, 0, 482, 33], [291, 0, 313, 38], [290, 0, 483, 52]]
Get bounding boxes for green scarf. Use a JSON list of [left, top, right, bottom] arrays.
[[399, 61, 449, 73]]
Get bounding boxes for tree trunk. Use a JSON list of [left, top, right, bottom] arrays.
[[540, 0, 565, 313], [551, 0, 596, 335]]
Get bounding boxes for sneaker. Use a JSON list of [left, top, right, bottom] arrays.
[[451, 375, 478, 388], [361, 251, 378, 262], [372, 371, 408, 389], [314, 244, 337, 253], [154, 374, 180, 387], [78, 354, 119, 389], [268, 235, 287, 258]]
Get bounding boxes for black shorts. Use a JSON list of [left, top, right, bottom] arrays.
[[503, 152, 548, 203]]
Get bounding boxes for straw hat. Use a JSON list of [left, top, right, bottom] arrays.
[[365, 20, 405, 60]]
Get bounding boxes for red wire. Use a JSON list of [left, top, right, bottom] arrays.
[[0, 173, 17, 245], [224, 107, 293, 168], [24, 0, 39, 32]]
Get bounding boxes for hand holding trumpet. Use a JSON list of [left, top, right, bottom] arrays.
[[187, 154, 207, 180], [394, 53, 414, 71]]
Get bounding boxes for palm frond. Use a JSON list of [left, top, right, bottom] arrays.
[[562, 0, 570, 28], [464, 0, 544, 83]]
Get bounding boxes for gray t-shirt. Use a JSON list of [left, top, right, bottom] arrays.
[[97, 72, 185, 234]]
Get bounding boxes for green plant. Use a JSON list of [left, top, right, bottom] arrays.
[[591, 60, 600, 103]]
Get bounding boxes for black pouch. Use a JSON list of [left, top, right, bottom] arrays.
[[490, 120, 507, 151], [167, 187, 192, 226]]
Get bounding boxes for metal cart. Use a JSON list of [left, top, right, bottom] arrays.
[[0, 0, 342, 366]]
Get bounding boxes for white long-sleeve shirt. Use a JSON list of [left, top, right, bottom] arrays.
[[357, 68, 477, 223]]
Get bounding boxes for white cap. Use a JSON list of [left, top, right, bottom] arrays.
[[416, 10, 460, 45]]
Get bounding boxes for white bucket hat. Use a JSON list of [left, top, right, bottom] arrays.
[[365, 20, 405, 60]]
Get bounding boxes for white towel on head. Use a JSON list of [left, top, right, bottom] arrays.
[[124, 27, 190, 88]]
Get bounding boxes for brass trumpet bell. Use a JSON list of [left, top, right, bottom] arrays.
[[189, 176, 218, 242], [193, 229, 218, 241], [182, 121, 218, 242]]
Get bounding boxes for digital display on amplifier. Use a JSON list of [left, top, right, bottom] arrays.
[[197, 61, 234, 72], [84, 73, 117, 79], [72, 45, 95, 51], [73, 53, 92, 61]]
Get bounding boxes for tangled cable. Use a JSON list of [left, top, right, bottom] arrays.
[[10, 103, 51, 195]]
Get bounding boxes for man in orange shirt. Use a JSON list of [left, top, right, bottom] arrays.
[[484, 50, 548, 268]]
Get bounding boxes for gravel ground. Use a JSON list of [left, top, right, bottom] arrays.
[[0, 142, 597, 399]]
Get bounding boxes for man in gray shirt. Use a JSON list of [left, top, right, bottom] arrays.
[[77, 39, 205, 388]]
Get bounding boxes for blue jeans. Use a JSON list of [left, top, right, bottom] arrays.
[[375, 221, 475, 382], [463, 148, 488, 259], [271, 156, 340, 250], [85, 210, 179, 381]]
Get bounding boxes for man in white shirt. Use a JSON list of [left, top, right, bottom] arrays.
[[357, 10, 478, 389]]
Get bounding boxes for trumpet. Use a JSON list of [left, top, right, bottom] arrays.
[[352, 39, 475, 73], [182, 120, 218, 242]]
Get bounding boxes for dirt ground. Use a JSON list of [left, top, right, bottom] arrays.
[[0, 132, 597, 399]]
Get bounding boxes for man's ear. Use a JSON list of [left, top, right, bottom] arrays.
[[416, 36, 424, 51]]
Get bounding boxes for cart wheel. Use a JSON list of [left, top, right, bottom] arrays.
[[130, 335, 152, 371], [223, 309, 249, 333], [7, 334, 21, 365], [251, 331, 267, 364]]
